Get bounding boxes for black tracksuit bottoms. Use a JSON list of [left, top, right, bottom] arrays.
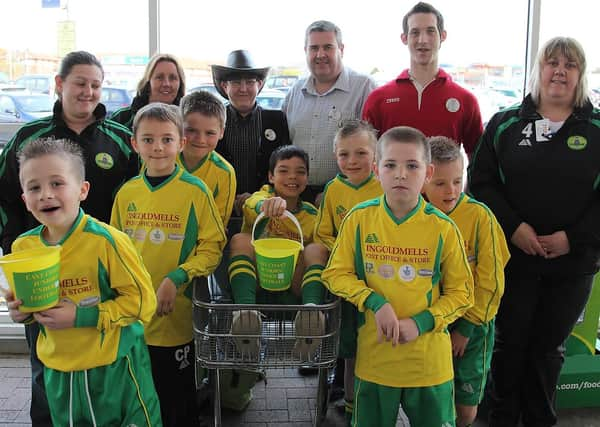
[[488, 273, 593, 427]]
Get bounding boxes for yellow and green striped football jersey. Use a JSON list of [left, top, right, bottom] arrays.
[[314, 173, 382, 250], [13, 210, 156, 372], [448, 193, 509, 331], [178, 150, 236, 227], [323, 195, 473, 387], [111, 164, 226, 346]]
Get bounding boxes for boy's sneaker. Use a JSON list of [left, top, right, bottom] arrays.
[[231, 310, 262, 358], [293, 306, 325, 360]]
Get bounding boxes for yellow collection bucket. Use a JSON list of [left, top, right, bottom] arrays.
[[251, 211, 304, 291], [0, 246, 61, 313]]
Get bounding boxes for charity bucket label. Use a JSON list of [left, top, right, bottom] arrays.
[[13, 263, 60, 310]]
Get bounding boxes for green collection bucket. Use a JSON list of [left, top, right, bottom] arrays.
[[0, 246, 61, 313], [251, 211, 304, 291]]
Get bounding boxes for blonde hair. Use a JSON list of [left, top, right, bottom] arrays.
[[333, 119, 377, 152], [428, 136, 462, 165], [18, 138, 85, 184], [529, 37, 588, 108], [376, 126, 430, 163], [136, 53, 186, 104], [133, 103, 184, 138]]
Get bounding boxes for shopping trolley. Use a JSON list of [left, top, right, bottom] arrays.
[[193, 276, 341, 427]]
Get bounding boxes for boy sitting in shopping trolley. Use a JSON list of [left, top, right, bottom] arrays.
[[227, 145, 327, 359]]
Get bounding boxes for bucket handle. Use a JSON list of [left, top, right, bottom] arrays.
[[251, 210, 304, 249]]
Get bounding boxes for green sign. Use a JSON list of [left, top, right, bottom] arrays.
[[13, 263, 60, 310]]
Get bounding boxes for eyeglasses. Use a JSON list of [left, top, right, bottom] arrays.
[[228, 78, 258, 88]]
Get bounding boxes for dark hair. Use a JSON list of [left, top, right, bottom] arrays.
[[304, 20, 343, 48], [180, 90, 227, 129], [334, 119, 377, 152], [268, 145, 310, 175], [377, 126, 430, 163], [57, 51, 104, 81], [132, 102, 184, 138], [402, 2, 444, 35], [428, 136, 462, 164], [18, 138, 85, 184]]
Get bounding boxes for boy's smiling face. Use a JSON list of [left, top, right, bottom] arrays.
[[20, 153, 89, 240], [422, 158, 464, 214], [183, 112, 224, 163], [336, 131, 375, 185], [132, 118, 185, 177], [375, 140, 432, 218], [268, 156, 308, 201]]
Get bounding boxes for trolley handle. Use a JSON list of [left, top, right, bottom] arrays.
[[251, 210, 304, 249]]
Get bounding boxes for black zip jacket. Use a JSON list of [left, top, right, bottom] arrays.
[[468, 94, 600, 276], [0, 101, 137, 253]]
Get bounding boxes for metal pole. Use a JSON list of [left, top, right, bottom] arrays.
[[149, 0, 160, 58], [524, 0, 541, 94]]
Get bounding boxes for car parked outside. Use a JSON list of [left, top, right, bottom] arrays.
[[0, 93, 54, 123], [101, 86, 133, 116], [14, 75, 55, 95], [265, 75, 299, 94], [187, 84, 286, 110]]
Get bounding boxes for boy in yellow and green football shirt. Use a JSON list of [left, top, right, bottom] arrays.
[[179, 90, 236, 227], [228, 145, 321, 358], [422, 136, 509, 427], [323, 126, 473, 427], [307, 119, 382, 425], [6, 138, 160, 427], [111, 103, 226, 427]]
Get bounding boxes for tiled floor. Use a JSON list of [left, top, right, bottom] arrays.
[[1, 353, 599, 426]]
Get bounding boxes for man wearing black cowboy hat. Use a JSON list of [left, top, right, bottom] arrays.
[[212, 49, 290, 217]]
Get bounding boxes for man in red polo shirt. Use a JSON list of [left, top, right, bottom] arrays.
[[362, 2, 483, 158]]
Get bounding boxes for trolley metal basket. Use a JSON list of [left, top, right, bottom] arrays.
[[193, 277, 341, 427]]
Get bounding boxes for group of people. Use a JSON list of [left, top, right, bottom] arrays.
[[1, 1, 598, 426]]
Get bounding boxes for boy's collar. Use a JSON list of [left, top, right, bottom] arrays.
[[41, 208, 85, 246]]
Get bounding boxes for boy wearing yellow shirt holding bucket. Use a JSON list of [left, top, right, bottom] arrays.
[[5, 138, 161, 426], [228, 145, 322, 358]]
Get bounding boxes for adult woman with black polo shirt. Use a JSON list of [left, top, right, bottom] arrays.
[[469, 37, 600, 427]]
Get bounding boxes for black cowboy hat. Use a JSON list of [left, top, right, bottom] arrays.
[[211, 50, 270, 100]]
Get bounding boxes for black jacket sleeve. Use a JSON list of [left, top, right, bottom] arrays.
[[467, 113, 522, 241], [0, 133, 30, 253]]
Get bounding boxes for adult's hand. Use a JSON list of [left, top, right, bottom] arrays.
[[538, 231, 570, 259], [511, 222, 546, 256]]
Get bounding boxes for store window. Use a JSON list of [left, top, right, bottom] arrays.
[[539, 1, 600, 107]]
